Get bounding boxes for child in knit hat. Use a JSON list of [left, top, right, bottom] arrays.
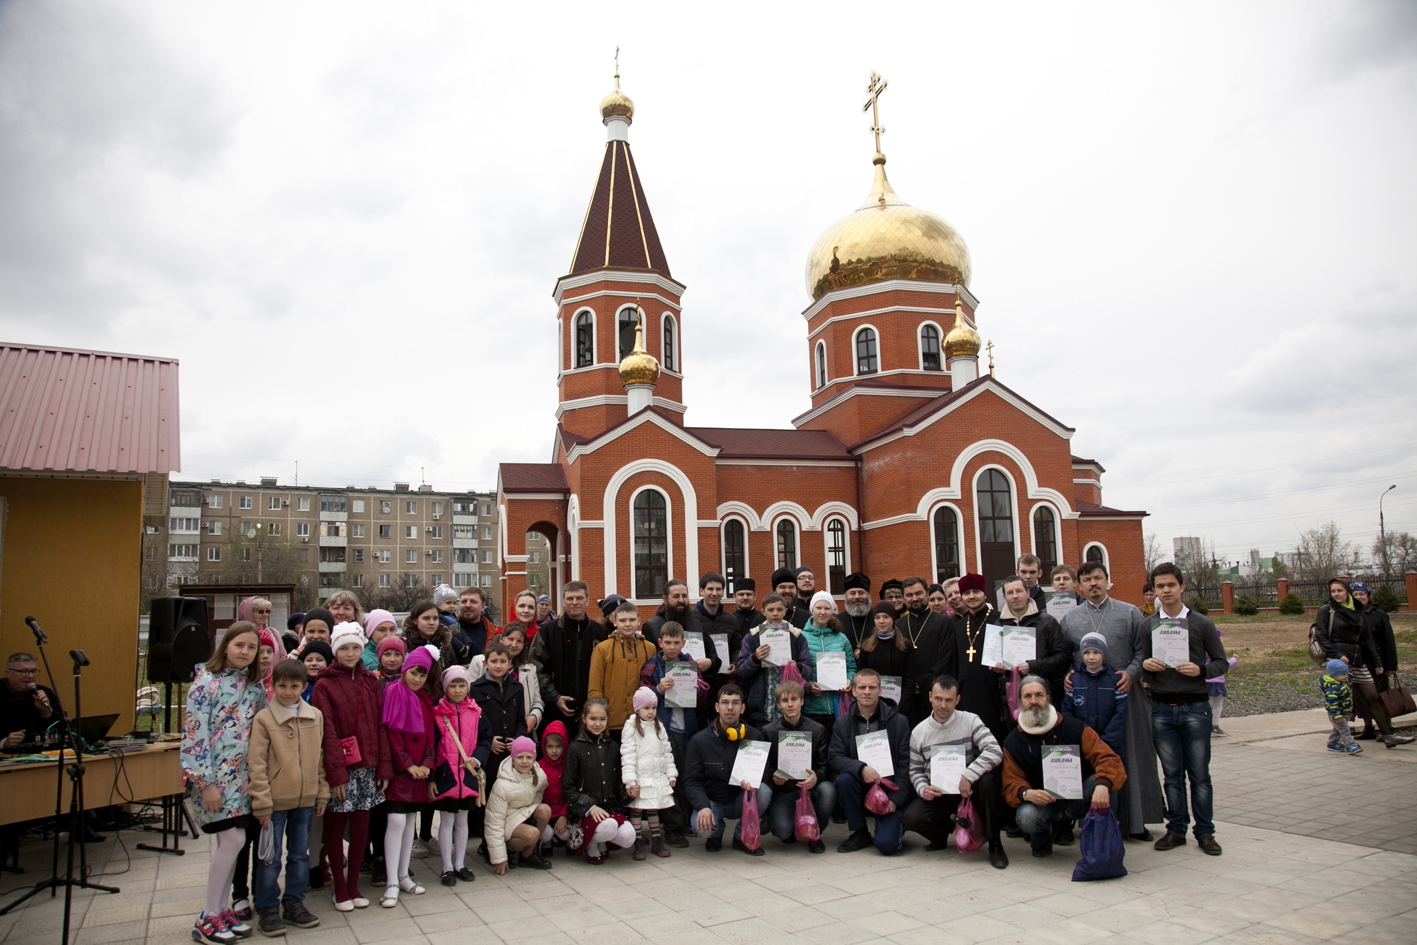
[[484, 736, 552, 873], [1060, 632, 1128, 758], [1321, 660, 1361, 754], [620, 686, 678, 859]]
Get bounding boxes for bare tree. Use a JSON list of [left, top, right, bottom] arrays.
[[1174, 537, 1222, 601], [214, 525, 317, 609], [1294, 522, 1360, 582], [1371, 531, 1417, 583], [1142, 533, 1165, 576]]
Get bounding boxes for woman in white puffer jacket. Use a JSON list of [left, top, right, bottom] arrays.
[[483, 737, 551, 873], [620, 687, 678, 860]]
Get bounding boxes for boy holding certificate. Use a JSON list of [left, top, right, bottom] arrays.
[[684, 685, 772, 855], [734, 594, 813, 726], [828, 669, 914, 855], [761, 680, 832, 854], [640, 622, 703, 847], [1140, 564, 1230, 856]]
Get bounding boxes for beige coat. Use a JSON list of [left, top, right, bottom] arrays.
[[483, 754, 546, 865], [247, 699, 330, 818]]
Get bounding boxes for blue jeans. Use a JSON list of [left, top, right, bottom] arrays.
[[252, 807, 313, 910], [1152, 700, 1214, 838], [767, 781, 836, 841], [834, 772, 903, 854], [702, 784, 772, 840], [1016, 776, 1096, 850]]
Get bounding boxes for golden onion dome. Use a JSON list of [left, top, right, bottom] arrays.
[[806, 157, 971, 302], [944, 297, 981, 359], [600, 72, 634, 121], [618, 317, 660, 386]]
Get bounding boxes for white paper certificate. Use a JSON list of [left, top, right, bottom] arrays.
[[980, 626, 1004, 666], [1042, 745, 1084, 799], [729, 740, 770, 787], [880, 675, 903, 706], [665, 665, 699, 709], [1001, 628, 1036, 669], [682, 635, 706, 663], [1152, 621, 1189, 667], [816, 651, 850, 690], [1046, 593, 1076, 622], [855, 731, 895, 778], [762, 629, 792, 667], [776, 731, 813, 780], [929, 745, 967, 793], [711, 633, 732, 668]]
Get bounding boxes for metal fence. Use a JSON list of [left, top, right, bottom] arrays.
[[1229, 581, 1280, 608], [1279, 579, 1407, 606]]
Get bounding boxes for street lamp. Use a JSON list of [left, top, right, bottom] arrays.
[[1379, 485, 1396, 580]]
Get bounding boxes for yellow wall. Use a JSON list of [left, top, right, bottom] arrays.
[[0, 476, 142, 735]]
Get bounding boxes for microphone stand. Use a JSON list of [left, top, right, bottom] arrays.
[[0, 624, 118, 945]]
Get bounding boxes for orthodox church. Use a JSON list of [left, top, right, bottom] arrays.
[[496, 72, 1146, 615]]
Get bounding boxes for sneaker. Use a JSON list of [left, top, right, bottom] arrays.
[[1327, 744, 1347, 752], [650, 836, 670, 858], [1153, 833, 1186, 851], [256, 908, 285, 938], [1346, 744, 1364, 754], [455, 867, 476, 882], [519, 852, 553, 870], [664, 831, 690, 848], [704, 837, 722, 853], [731, 837, 764, 857], [221, 910, 253, 938], [231, 901, 254, 923], [193, 913, 237, 945], [632, 837, 648, 861], [807, 839, 826, 855], [441, 871, 457, 887], [836, 828, 874, 853], [280, 901, 319, 929], [1211, 727, 1229, 737], [410, 838, 428, 859]]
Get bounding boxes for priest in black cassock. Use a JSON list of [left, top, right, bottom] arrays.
[[931, 573, 1009, 742], [896, 577, 950, 725], [839, 571, 874, 652]]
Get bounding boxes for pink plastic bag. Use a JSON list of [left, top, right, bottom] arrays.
[[740, 786, 761, 850], [836, 688, 855, 719], [953, 798, 985, 854], [864, 777, 898, 816], [1005, 666, 1025, 721], [794, 784, 820, 842], [781, 658, 806, 687]]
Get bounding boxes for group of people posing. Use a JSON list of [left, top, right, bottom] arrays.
[[180, 556, 1277, 943]]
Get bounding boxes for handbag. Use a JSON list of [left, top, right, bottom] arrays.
[[1072, 809, 1128, 881], [794, 784, 820, 842], [441, 716, 487, 807], [339, 735, 362, 767], [1379, 673, 1416, 718], [1308, 610, 1333, 666]]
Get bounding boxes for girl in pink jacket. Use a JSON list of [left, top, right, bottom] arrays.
[[430, 666, 491, 886]]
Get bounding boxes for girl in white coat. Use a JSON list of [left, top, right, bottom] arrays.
[[620, 687, 677, 860], [483, 737, 552, 874]]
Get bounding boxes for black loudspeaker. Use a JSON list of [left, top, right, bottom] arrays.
[[146, 597, 211, 684]]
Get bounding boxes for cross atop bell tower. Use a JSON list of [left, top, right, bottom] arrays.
[[863, 71, 888, 163]]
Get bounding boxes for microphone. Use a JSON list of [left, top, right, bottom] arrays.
[[25, 616, 47, 645], [69, 650, 90, 667]]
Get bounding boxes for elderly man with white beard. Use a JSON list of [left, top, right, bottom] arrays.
[[839, 571, 873, 651], [1001, 676, 1127, 858]]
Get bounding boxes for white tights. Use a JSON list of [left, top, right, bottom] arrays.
[[583, 819, 635, 858], [539, 824, 569, 845], [383, 813, 417, 887], [438, 810, 469, 874], [1211, 695, 1225, 725], [206, 826, 245, 917]]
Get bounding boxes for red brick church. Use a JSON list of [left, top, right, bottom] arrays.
[[497, 72, 1145, 616]]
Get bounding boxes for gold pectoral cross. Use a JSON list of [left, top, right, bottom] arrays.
[[967, 643, 977, 662]]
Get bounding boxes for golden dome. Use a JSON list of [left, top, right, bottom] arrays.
[[600, 72, 634, 121], [806, 158, 971, 302], [944, 297, 981, 359], [618, 315, 660, 386]]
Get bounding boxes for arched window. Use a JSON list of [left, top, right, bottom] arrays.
[[1033, 507, 1057, 576], [618, 307, 639, 360], [1085, 544, 1107, 569], [722, 518, 746, 592], [920, 324, 942, 371], [933, 507, 960, 582], [976, 469, 1015, 589], [662, 315, 677, 372], [633, 490, 668, 599], [826, 518, 847, 594], [855, 327, 878, 375], [574, 312, 594, 368], [815, 342, 828, 390], [776, 519, 798, 570]]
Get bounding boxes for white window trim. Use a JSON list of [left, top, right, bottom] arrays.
[[928, 501, 966, 583], [852, 323, 881, 376], [918, 320, 945, 371], [823, 515, 852, 593], [660, 311, 678, 373], [971, 465, 1021, 576], [1028, 501, 1063, 564], [771, 514, 801, 570], [1082, 541, 1110, 573], [629, 484, 673, 605], [571, 306, 597, 368], [720, 515, 751, 582], [814, 340, 828, 390]]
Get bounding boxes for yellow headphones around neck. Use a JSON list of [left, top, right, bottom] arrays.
[[724, 723, 747, 741]]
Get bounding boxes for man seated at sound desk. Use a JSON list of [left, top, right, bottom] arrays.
[[2, 652, 57, 751]]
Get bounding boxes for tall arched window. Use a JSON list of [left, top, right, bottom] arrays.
[[618, 307, 639, 359], [976, 469, 1015, 589], [633, 490, 668, 599], [933, 507, 960, 582], [815, 342, 828, 390], [723, 519, 746, 592], [1033, 506, 1057, 576], [574, 312, 594, 367], [920, 324, 942, 371], [855, 327, 878, 375], [662, 315, 677, 371], [776, 519, 798, 570], [1085, 544, 1107, 568], [826, 518, 847, 594]]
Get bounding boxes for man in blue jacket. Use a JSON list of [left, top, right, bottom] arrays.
[[829, 669, 914, 855]]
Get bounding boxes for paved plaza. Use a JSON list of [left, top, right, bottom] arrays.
[[2, 709, 1414, 945]]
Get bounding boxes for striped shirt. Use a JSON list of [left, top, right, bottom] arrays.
[[908, 709, 1002, 794]]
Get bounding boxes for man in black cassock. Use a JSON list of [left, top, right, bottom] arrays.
[[771, 567, 811, 629], [895, 577, 949, 726], [839, 571, 873, 652], [932, 573, 1009, 742]]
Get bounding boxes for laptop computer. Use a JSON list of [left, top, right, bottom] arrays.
[[77, 713, 120, 746]]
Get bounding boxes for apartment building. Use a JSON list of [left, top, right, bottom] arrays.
[[144, 478, 500, 610]]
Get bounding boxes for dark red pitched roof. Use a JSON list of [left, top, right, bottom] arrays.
[[1076, 500, 1147, 518], [850, 376, 1074, 451], [499, 463, 569, 494], [686, 427, 853, 461], [569, 141, 670, 277]]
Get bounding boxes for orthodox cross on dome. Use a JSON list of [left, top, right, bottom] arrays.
[[614, 45, 621, 88], [986, 340, 995, 377], [863, 71, 888, 159]]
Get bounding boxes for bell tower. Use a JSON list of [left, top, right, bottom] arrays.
[[553, 63, 686, 440]]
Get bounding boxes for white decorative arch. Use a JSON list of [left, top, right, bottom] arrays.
[[571, 306, 597, 368], [770, 513, 802, 571], [917, 320, 945, 371], [720, 515, 751, 584], [1082, 541, 1110, 574], [913, 439, 1076, 521], [628, 484, 673, 601], [602, 459, 700, 598], [926, 500, 966, 583], [809, 500, 859, 531], [1027, 500, 1064, 568], [716, 500, 764, 531], [852, 323, 881, 376], [971, 465, 1021, 575], [763, 500, 814, 531]]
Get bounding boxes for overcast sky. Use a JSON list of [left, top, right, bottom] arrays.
[[2, 1, 1414, 566]]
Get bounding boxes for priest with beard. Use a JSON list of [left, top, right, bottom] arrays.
[[931, 573, 1009, 742], [839, 571, 874, 652], [732, 579, 764, 634], [895, 577, 949, 726], [771, 567, 811, 629]]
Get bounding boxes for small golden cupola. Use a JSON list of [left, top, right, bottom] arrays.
[[600, 51, 634, 141], [945, 296, 982, 383], [619, 308, 660, 415]]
